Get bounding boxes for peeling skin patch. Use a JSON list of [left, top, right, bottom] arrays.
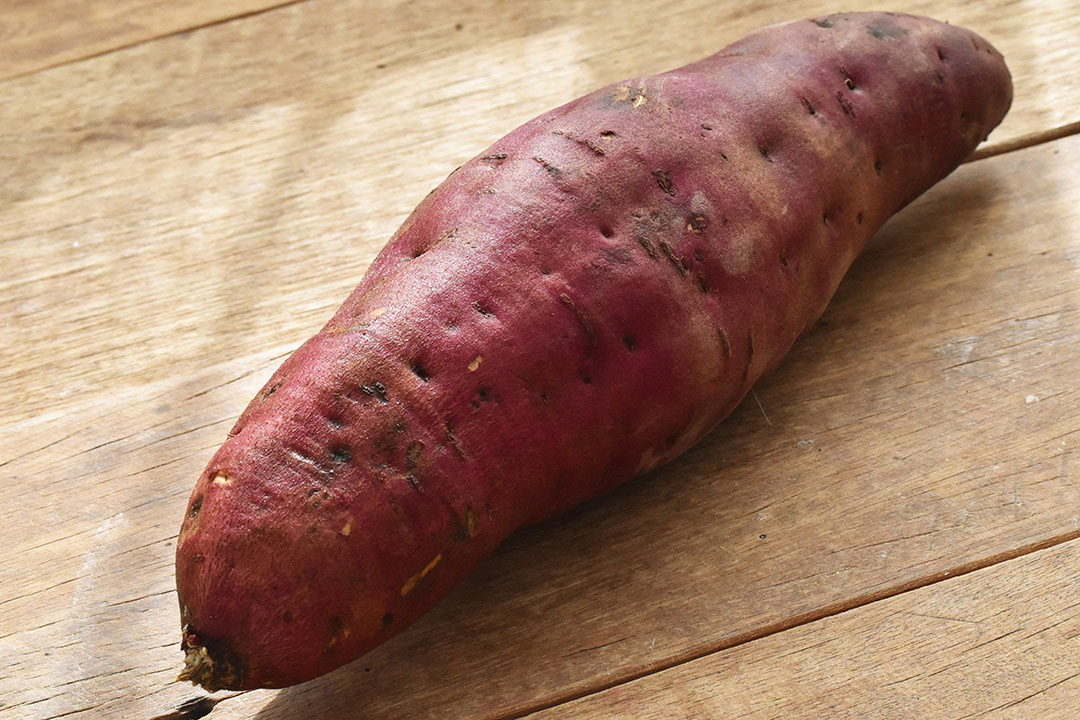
[[552, 129, 606, 156], [401, 554, 442, 596], [867, 21, 907, 39], [468, 355, 483, 372], [369, 307, 388, 318], [613, 84, 648, 107], [212, 472, 232, 486], [533, 156, 560, 174], [340, 518, 353, 536]]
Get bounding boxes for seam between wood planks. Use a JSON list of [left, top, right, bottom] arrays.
[[966, 119, 1080, 162], [0, 1, 311, 85], [503, 526, 1080, 720]]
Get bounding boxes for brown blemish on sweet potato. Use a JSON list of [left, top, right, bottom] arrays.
[[652, 169, 675, 196], [637, 235, 659, 259], [324, 617, 348, 654], [559, 293, 597, 344], [532, 156, 560, 174], [835, 91, 855, 116], [330, 445, 351, 465], [361, 382, 388, 403], [465, 506, 480, 538], [552, 128, 606, 156], [659, 240, 689, 276], [443, 421, 466, 458], [401, 554, 442, 596], [717, 329, 731, 360], [406, 440, 424, 469]]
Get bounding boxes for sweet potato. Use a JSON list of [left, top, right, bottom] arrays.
[[175, 12, 1011, 690]]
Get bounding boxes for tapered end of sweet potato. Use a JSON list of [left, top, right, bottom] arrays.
[[177, 636, 242, 692]]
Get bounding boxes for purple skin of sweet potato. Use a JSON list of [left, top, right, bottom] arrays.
[[175, 12, 1011, 690]]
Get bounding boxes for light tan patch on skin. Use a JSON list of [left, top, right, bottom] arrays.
[[401, 554, 442, 596], [369, 307, 388, 318], [613, 84, 648, 107], [468, 355, 483, 372], [689, 191, 710, 215], [340, 518, 353, 536], [720, 232, 759, 275], [211, 472, 232, 486]]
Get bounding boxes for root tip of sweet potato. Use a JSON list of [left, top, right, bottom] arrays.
[[178, 643, 242, 692]]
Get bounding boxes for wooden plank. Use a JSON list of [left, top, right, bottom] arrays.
[[1, 1, 1079, 718], [2, 0, 1078, 430], [0, 0, 298, 83], [530, 537, 1080, 719], [0, 0, 1075, 427]]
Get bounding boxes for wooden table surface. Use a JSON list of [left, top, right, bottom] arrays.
[[2, 1, 1079, 718]]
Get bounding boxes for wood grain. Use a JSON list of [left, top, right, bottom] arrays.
[[2, 0, 1078, 429], [529, 537, 1080, 719], [0, 0, 299, 82], [1, 1, 1079, 719]]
